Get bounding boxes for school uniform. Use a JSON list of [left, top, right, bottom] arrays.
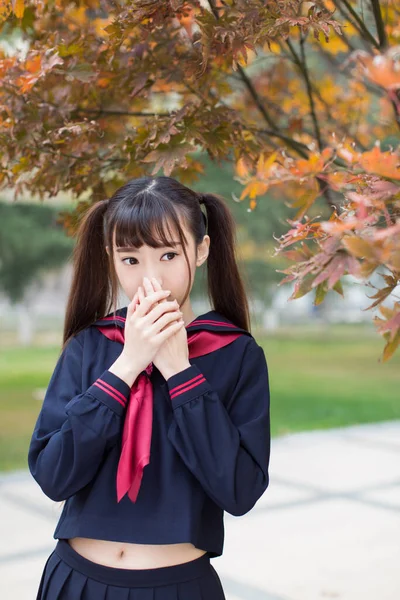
[[28, 307, 271, 599]]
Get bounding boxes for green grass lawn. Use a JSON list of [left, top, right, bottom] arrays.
[[0, 325, 399, 472], [257, 324, 400, 436]]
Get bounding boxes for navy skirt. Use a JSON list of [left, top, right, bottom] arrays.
[[36, 539, 226, 600]]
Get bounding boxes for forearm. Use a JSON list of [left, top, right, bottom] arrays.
[[168, 385, 270, 516], [29, 367, 132, 502], [29, 385, 126, 501], [165, 343, 271, 516]]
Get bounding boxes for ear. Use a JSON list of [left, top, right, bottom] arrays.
[[196, 235, 210, 267], [105, 245, 110, 257]]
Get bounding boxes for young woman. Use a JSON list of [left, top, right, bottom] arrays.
[[28, 175, 271, 599]]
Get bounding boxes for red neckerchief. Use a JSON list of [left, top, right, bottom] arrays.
[[96, 316, 244, 503]]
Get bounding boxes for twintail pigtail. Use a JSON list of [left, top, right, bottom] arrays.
[[200, 193, 251, 333], [62, 199, 111, 349]]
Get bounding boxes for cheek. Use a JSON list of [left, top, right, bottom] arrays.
[[113, 262, 138, 297], [113, 261, 126, 284], [168, 260, 192, 287], [169, 260, 196, 297]]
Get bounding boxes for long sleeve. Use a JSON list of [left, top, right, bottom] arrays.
[[166, 338, 271, 517], [28, 333, 131, 502]]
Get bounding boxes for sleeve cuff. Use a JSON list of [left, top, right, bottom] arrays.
[[167, 364, 212, 408], [87, 369, 131, 415]]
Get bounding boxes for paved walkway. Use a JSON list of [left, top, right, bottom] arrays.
[[1, 420, 399, 600]]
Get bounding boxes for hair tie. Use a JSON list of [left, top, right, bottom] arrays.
[[199, 197, 207, 231]]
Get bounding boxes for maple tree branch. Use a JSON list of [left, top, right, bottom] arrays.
[[283, 38, 367, 151], [330, 21, 358, 52], [388, 90, 400, 131], [235, 63, 281, 130], [26, 140, 127, 166], [246, 125, 349, 170], [207, 5, 319, 159], [288, 35, 323, 152], [8, 85, 172, 121], [74, 109, 172, 118], [181, 80, 217, 108], [370, 0, 388, 49], [244, 125, 309, 155], [278, 36, 384, 146], [206, 0, 313, 160], [309, 42, 383, 98], [205, 0, 275, 129], [242, 124, 341, 213], [335, 0, 380, 49], [276, 35, 339, 212], [332, 2, 373, 52], [313, 91, 367, 152]]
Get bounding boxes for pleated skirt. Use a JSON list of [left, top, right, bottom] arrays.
[[35, 539, 226, 600]]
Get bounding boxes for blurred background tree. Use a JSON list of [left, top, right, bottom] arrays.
[[0, 203, 74, 344]]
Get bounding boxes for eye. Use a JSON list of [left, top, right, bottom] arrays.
[[121, 252, 178, 266], [162, 252, 178, 261], [121, 257, 137, 266]]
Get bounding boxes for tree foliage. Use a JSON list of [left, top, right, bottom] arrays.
[[0, 202, 74, 302], [0, 0, 399, 358]]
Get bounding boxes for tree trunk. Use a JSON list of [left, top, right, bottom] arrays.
[[16, 300, 34, 346]]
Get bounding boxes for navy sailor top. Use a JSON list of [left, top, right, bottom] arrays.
[[28, 307, 271, 558]]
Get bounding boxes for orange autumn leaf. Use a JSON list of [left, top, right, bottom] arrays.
[[25, 55, 42, 74], [336, 144, 359, 164], [358, 146, 400, 180], [68, 7, 88, 26], [0, 56, 16, 77], [257, 151, 278, 177], [341, 236, 381, 262], [289, 149, 333, 178], [0, 0, 12, 22], [249, 198, 258, 210], [235, 157, 250, 178], [355, 47, 400, 90], [240, 181, 269, 200], [97, 77, 112, 87], [177, 4, 195, 38], [13, 0, 24, 18]]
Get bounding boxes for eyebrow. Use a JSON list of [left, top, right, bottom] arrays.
[[116, 242, 182, 253]]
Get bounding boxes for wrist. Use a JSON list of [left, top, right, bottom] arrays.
[[109, 354, 141, 388], [164, 361, 192, 381]]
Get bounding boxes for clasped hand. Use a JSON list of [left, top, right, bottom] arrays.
[[135, 277, 190, 381]]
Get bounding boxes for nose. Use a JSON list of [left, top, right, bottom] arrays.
[[144, 275, 163, 288]]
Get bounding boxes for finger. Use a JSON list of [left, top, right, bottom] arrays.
[[132, 292, 140, 312], [138, 285, 145, 306], [151, 277, 161, 291], [142, 276, 153, 297], [157, 319, 185, 341], [151, 277, 165, 304], [127, 291, 139, 315]]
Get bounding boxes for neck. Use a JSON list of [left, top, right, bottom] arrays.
[[179, 301, 196, 327]]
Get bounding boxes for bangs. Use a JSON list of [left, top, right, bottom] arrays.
[[111, 193, 188, 250]]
